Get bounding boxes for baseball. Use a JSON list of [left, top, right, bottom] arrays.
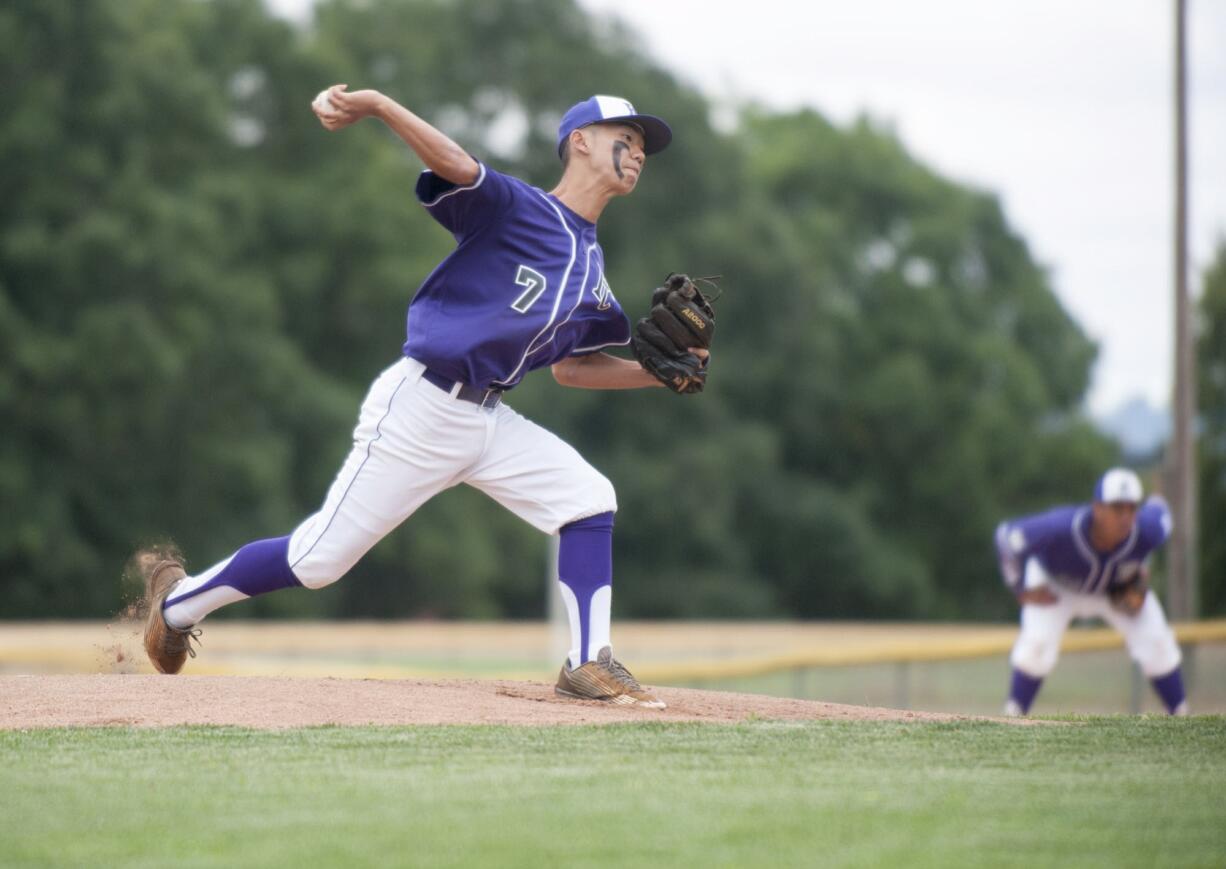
[[313, 89, 335, 112]]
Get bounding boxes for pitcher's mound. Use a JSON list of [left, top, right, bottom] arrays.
[[0, 675, 1024, 729]]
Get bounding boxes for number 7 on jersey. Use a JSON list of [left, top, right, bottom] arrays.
[[511, 265, 547, 313]]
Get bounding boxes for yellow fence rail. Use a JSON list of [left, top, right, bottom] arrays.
[[634, 619, 1226, 685], [2, 620, 1223, 688]]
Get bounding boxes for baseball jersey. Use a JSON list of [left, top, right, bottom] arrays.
[[403, 163, 631, 390], [994, 497, 1173, 595]]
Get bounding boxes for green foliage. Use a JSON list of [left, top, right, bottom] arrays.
[[2, 719, 1224, 867], [1198, 241, 1226, 615], [0, 0, 1112, 619]]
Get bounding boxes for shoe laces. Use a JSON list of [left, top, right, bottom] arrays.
[[172, 626, 203, 659], [602, 656, 643, 691]]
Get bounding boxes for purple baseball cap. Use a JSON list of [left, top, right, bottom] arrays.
[[1094, 468, 1144, 503], [556, 95, 672, 158]]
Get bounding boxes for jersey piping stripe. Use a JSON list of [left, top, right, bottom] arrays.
[[491, 191, 578, 387], [421, 164, 487, 207], [1069, 507, 1099, 591], [1091, 520, 1141, 595], [524, 243, 596, 361], [529, 245, 632, 357], [290, 375, 408, 572], [572, 337, 631, 353]]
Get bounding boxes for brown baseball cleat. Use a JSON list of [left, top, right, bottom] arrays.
[[135, 548, 201, 674], [555, 646, 666, 709]]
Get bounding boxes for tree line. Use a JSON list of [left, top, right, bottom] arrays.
[[2, 0, 1218, 620]]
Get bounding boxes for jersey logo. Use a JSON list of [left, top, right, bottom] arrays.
[[511, 265, 548, 314], [591, 274, 614, 311]]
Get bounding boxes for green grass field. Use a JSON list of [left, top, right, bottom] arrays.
[[2, 718, 1223, 868]]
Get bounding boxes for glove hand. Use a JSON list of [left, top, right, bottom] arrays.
[[647, 273, 716, 350], [631, 333, 707, 393], [632, 273, 717, 394], [1109, 581, 1148, 616]]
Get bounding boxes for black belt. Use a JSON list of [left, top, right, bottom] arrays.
[[421, 368, 504, 409]]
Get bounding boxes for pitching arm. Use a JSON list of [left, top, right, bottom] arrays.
[[312, 85, 479, 186]]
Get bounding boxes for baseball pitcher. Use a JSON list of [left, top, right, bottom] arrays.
[[994, 468, 1187, 716], [135, 88, 716, 708]]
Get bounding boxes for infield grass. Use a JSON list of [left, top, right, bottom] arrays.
[[1, 717, 1223, 868]]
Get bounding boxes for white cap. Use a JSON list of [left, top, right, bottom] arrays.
[[1094, 468, 1144, 503]]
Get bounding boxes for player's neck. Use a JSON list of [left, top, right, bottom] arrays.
[[1087, 519, 1127, 553], [549, 175, 614, 224]]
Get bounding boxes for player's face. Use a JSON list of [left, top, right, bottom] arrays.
[[585, 123, 646, 192], [1091, 501, 1139, 549]]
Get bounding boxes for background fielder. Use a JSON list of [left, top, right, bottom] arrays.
[[994, 467, 1187, 716], [137, 87, 706, 708]]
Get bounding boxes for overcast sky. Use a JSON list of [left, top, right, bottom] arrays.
[[271, 0, 1226, 416]]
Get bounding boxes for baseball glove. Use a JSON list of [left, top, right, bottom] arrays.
[[1108, 576, 1149, 616], [631, 273, 716, 394]]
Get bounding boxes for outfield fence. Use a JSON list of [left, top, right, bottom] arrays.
[[633, 619, 1226, 682], [635, 620, 1226, 715]]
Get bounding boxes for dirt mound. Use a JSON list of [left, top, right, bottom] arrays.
[[0, 674, 1027, 729]]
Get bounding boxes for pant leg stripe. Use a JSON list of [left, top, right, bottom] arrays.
[[290, 376, 407, 572]]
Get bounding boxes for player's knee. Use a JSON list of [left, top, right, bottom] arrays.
[[289, 560, 345, 590], [548, 471, 618, 535], [284, 541, 355, 590], [1011, 637, 1059, 676], [1131, 631, 1182, 677], [579, 469, 617, 516]]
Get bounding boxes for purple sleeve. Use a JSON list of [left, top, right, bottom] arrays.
[[415, 163, 516, 237], [994, 521, 1027, 593], [994, 510, 1062, 593], [568, 312, 632, 357]]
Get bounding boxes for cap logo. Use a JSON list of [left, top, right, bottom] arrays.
[[1096, 468, 1143, 503]]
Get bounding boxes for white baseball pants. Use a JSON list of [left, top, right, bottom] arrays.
[[1010, 559, 1182, 678], [288, 356, 617, 589]]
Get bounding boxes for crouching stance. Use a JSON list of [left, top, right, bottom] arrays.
[[139, 88, 700, 710], [994, 468, 1187, 716]]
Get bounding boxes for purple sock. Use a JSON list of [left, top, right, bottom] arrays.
[[165, 535, 301, 609], [1150, 668, 1186, 715], [1009, 668, 1044, 713], [557, 512, 614, 666]]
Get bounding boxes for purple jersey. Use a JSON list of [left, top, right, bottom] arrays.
[[994, 497, 1173, 595], [402, 163, 631, 390]]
